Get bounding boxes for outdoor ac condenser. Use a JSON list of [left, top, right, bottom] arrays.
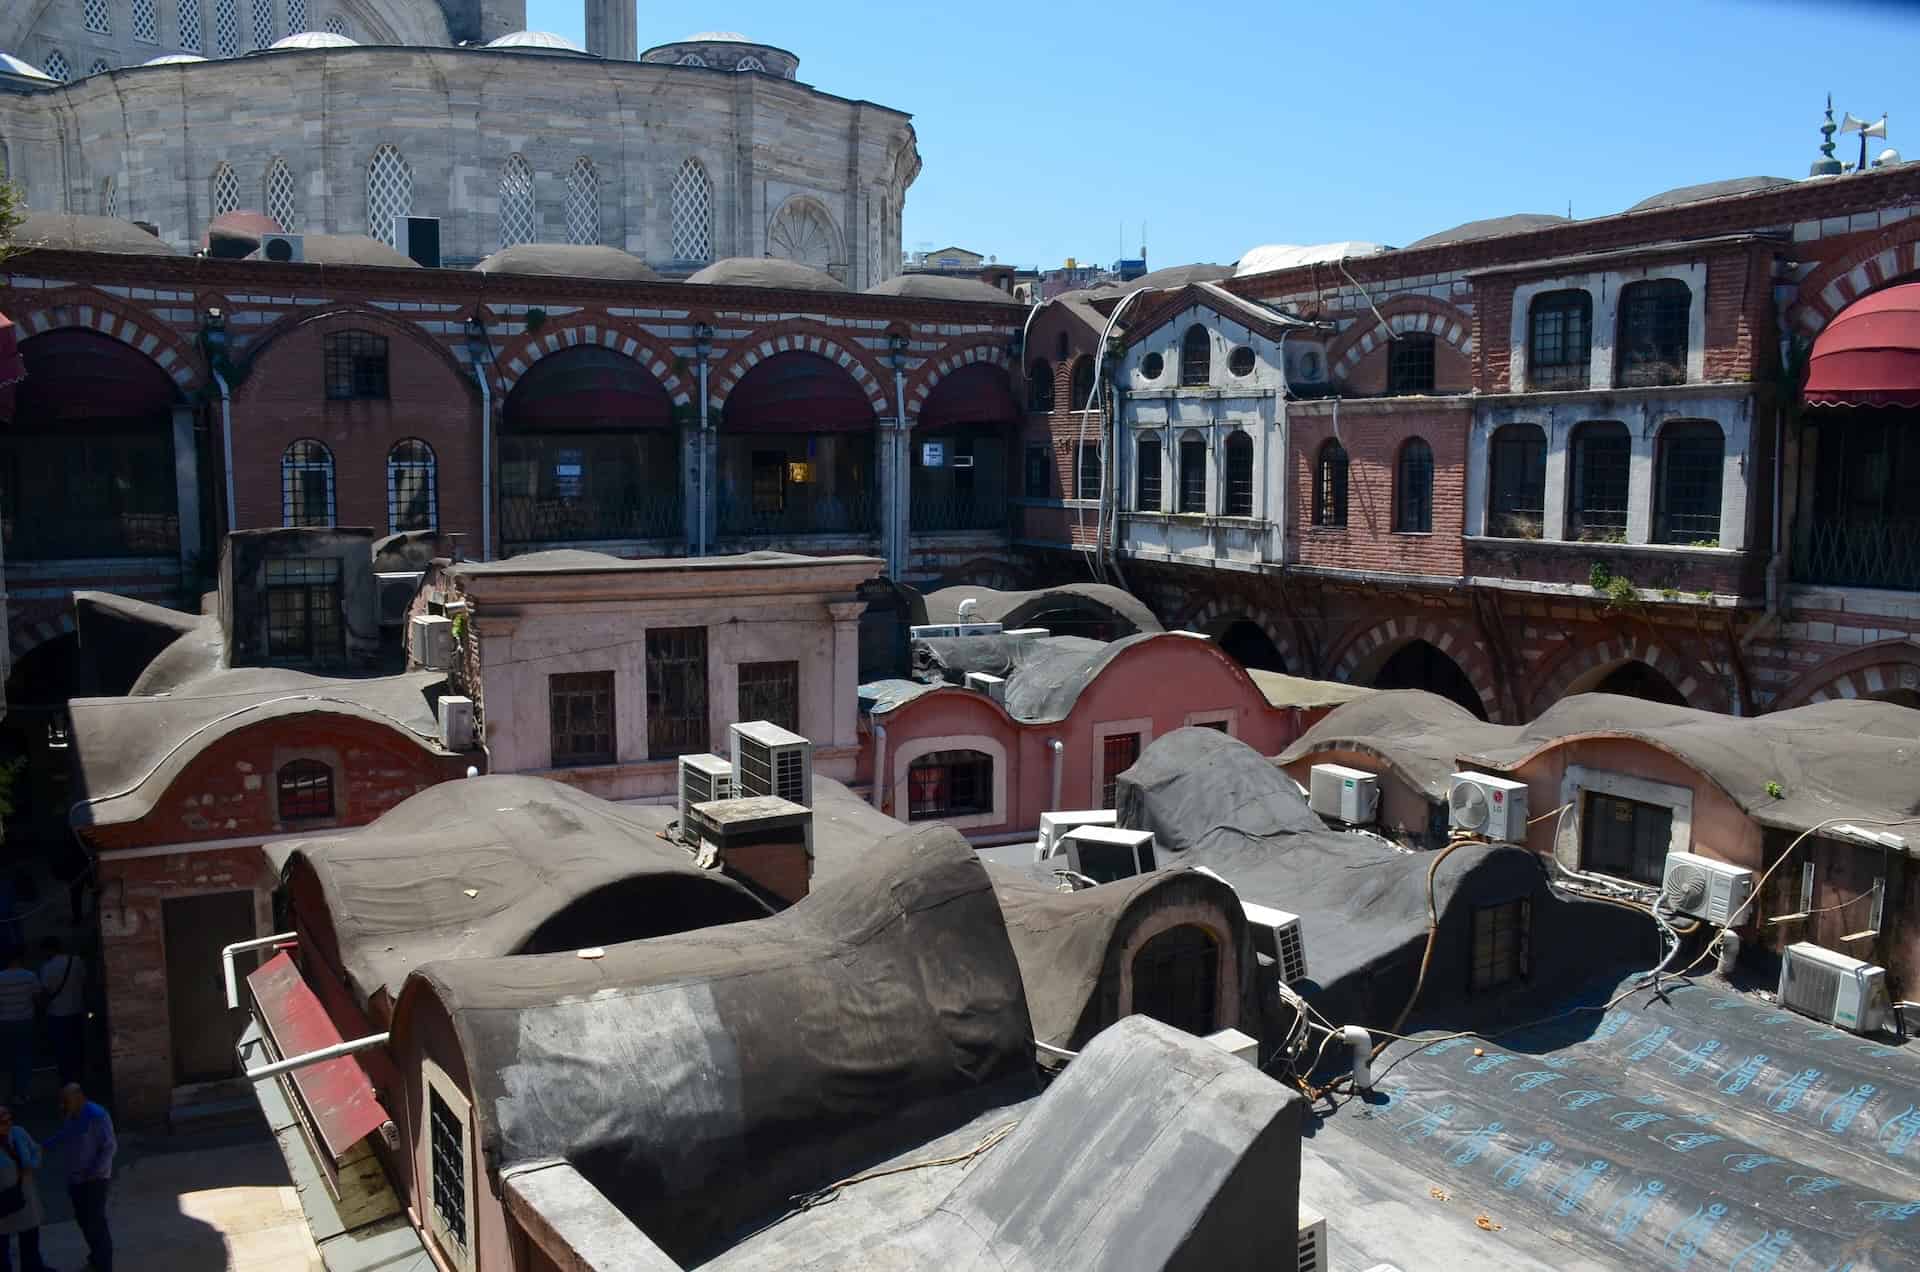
[[1447, 772, 1529, 843], [1309, 763, 1379, 826], [1660, 851, 1756, 926], [1243, 901, 1309, 985], [437, 696, 475, 751], [1778, 942, 1891, 1035], [731, 721, 812, 807], [677, 753, 733, 838], [1037, 809, 1116, 859], [1297, 1203, 1329, 1272]]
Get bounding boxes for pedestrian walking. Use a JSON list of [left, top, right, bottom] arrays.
[[0, 1104, 47, 1272], [35, 941, 83, 1087], [43, 1085, 112, 1272], [0, 958, 35, 1106]]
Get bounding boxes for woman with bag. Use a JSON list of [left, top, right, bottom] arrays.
[[0, 1103, 45, 1272]]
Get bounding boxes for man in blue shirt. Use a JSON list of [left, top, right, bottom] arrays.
[[43, 1084, 112, 1272]]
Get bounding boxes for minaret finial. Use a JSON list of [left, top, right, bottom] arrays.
[[1811, 93, 1843, 176]]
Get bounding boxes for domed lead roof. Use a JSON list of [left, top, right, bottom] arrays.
[[141, 53, 209, 65], [475, 244, 662, 283], [1404, 214, 1570, 250], [266, 31, 357, 50], [683, 31, 752, 42], [485, 30, 588, 53], [1627, 176, 1794, 213], [686, 257, 846, 292], [0, 52, 54, 80], [10, 214, 179, 256], [865, 274, 1022, 304]]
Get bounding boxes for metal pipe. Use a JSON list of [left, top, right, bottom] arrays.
[[223, 931, 296, 1010], [245, 1032, 390, 1082], [697, 355, 710, 556], [1342, 1025, 1374, 1090], [872, 723, 888, 812], [476, 362, 492, 560], [893, 367, 908, 579], [213, 368, 235, 532], [1049, 738, 1064, 813]]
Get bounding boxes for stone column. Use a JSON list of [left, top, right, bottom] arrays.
[[827, 600, 866, 748], [172, 404, 202, 571]]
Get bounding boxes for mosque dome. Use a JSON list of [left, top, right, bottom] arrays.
[[10, 213, 179, 256], [1403, 216, 1567, 250], [266, 31, 358, 51], [641, 33, 799, 77], [485, 31, 589, 54], [475, 244, 662, 282], [687, 257, 845, 292], [866, 274, 1022, 304], [0, 52, 54, 81], [684, 31, 752, 42], [141, 53, 209, 65]]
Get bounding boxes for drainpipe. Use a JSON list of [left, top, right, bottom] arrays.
[[245, 1033, 391, 1083], [1048, 737, 1064, 812], [888, 333, 911, 580], [694, 322, 714, 556], [203, 308, 235, 532], [1272, 329, 1293, 565], [463, 317, 494, 560], [872, 722, 888, 812]]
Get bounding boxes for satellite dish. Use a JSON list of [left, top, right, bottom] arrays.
[[1449, 781, 1490, 831]]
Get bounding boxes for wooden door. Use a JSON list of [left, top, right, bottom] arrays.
[[163, 890, 256, 1085]]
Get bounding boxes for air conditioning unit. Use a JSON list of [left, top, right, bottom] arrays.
[[1298, 1204, 1328, 1272], [1242, 901, 1308, 985], [677, 753, 733, 837], [964, 671, 1007, 704], [1202, 1028, 1258, 1064], [1778, 942, 1891, 1035], [731, 720, 812, 807], [1038, 809, 1116, 860], [409, 613, 453, 670], [1063, 825, 1155, 884], [1309, 763, 1379, 826], [1660, 851, 1756, 925], [1447, 772, 1529, 843], [437, 695, 475, 751], [259, 232, 304, 263]]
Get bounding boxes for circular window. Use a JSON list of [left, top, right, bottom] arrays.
[[1228, 346, 1256, 377], [1141, 352, 1164, 380]]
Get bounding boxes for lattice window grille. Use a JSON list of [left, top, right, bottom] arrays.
[[670, 158, 712, 262], [43, 51, 70, 82], [266, 157, 298, 230], [324, 13, 346, 35], [83, 0, 111, 35], [735, 56, 765, 72], [498, 154, 535, 249], [179, 0, 203, 50], [252, 0, 274, 46], [132, 0, 159, 40], [287, 0, 307, 31], [367, 145, 411, 247], [210, 162, 240, 216], [88, 59, 110, 77], [564, 157, 598, 246], [102, 177, 118, 220], [676, 53, 705, 66], [215, 0, 240, 55]]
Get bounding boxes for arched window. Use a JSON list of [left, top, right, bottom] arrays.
[[214, 0, 239, 56], [1617, 279, 1691, 387], [1395, 437, 1433, 533], [265, 156, 298, 231], [1313, 439, 1348, 528], [1180, 324, 1210, 387], [87, 58, 110, 77], [564, 156, 598, 245], [1131, 925, 1219, 1036], [132, 0, 158, 40], [1177, 430, 1207, 514], [1136, 433, 1163, 511], [670, 158, 712, 262], [1655, 420, 1724, 545], [499, 153, 535, 249], [282, 439, 334, 527], [180, 0, 203, 50], [101, 177, 118, 220], [325, 14, 347, 36], [367, 145, 411, 248], [1069, 355, 1095, 410], [83, 0, 111, 34], [1388, 332, 1435, 395], [277, 759, 334, 820], [1567, 421, 1629, 540], [209, 161, 239, 218], [1075, 441, 1101, 501], [287, 0, 307, 32], [252, 0, 275, 45], [1528, 289, 1592, 390], [1026, 360, 1054, 412], [1055, 331, 1068, 361], [907, 749, 994, 821], [734, 55, 766, 72], [676, 52, 706, 66], [1223, 430, 1254, 517], [387, 439, 437, 533], [1487, 423, 1546, 538], [43, 51, 70, 82]]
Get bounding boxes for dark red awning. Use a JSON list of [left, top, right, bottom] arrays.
[[247, 951, 392, 1163], [1803, 280, 1920, 409], [0, 312, 23, 422]]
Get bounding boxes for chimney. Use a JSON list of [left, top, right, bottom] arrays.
[[686, 796, 814, 906]]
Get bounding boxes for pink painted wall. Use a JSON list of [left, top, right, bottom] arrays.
[[865, 635, 1319, 837]]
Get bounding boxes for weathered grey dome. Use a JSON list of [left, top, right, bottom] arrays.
[[475, 244, 662, 282], [1405, 213, 1571, 249], [0, 51, 53, 80], [141, 53, 208, 65], [10, 214, 178, 256], [1627, 176, 1794, 213], [267, 31, 357, 50], [271, 234, 418, 268], [684, 30, 751, 42], [866, 274, 1021, 304], [687, 257, 846, 292], [485, 30, 588, 54]]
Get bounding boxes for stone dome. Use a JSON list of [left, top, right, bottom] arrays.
[[266, 234, 418, 268], [1404, 215, 1568, 250], [687, 257, 846, 292], [10, 214, 178, 256], [0, 52, 53, 80], [1627, 176, 1794, 213], [141, 53, 209, 65], [475, 244, 662, 282], [685, 31, 752, 42], [640, 33, 799, 77], [866, 274, 1021, 304], [266, 31, 358, 51], [485, 31, 589, 54]]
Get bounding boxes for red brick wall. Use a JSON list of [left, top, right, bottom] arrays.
[[1342, 339, 1472, 396], [1289, 402, 1470, 576]]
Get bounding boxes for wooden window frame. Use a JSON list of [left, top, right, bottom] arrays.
[[548, 670, 616, 768]]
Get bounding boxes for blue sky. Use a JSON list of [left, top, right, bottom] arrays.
[[527, 0, 1917, 270]]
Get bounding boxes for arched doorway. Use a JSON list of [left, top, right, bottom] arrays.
[[1130, 924, 1219, 1037], [1215, 619, 1287, 673], [1373, 639, 1488, 719], [499, 347, 679, 549], [1567, 658, 1688, 707], [719, 351, 876, 536], [3, 329, 181, 562], [911, 363, 1017, 533]]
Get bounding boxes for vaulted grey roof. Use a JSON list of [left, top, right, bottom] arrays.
[[686, 257, 846, 291]]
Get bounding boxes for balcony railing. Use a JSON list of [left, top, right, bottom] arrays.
[[1794, 518, 1920, 593], [499, 493, 684, 545], [718, 492, 878, 537], [2, 513, 179, 559], [910, 492, 1008, 533]]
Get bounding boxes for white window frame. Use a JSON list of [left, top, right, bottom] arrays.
[[421, 1058, 478, 1272], [891, 733, 1008, 831], [1553, 762, 1693, 878]]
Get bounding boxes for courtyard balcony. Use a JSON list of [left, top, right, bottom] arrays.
[[1464, 535, 1758, 603]]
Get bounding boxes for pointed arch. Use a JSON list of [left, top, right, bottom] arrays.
[[265, 156, 298, 231], [1772, 641, 1920, 710], [1787, 217, 1920, 335], [705, 319, 892, 417], [491, 316, 691, 408], [766, 195, 842, 275], [499, 153, 535, 249], [670, 157, 713, 263], [1327, 615, 1499, 719], [1177, 598, 1296, 675], [564, 156, 598, 246], [1530, 631, 1728, 717], [7, 289, 205, 396], [209, 161, 239, 219], [903, 340, 1012, 418], [367, 144, 411, 248]]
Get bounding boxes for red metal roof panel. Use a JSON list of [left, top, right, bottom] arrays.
[[247, 950, 392, 1163]]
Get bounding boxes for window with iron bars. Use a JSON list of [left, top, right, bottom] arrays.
[[1487, 424, 1546, 538], [1313, 439, 1348, 528], [645, 627, 708, 760], [325, 330, 388, 400], [1179, 325, 1210, 386], [1100, 733, 1140, 808], [1395, 437, 1433, 533], [263, 557, 343, 660], [908, 750, 993, 820], [736, 661, 798, 735], [1470, 898, 1530, 992], [1223, 431, 1254, 517], [1568, 421, 1630, 540], [1178, 434, 1206, 514], [1528, 290, 1592, 390], [276, 759, 334, 820], [1069, 356, 1095, 410], [1026, 361, 1053, 412], [387, 439, 437, 533], [1136, 435, 1162, 511], [1075, 442, 1101, 501], [281, 439, 333, 527], [1654, 420, 1724, 545], [427, 1086, 469, 1265], [548, 671, 615, 767], [1024, 443, 1050, 498], [1387, 332, 1435, 395], [1616, 279, 1690, 388]]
